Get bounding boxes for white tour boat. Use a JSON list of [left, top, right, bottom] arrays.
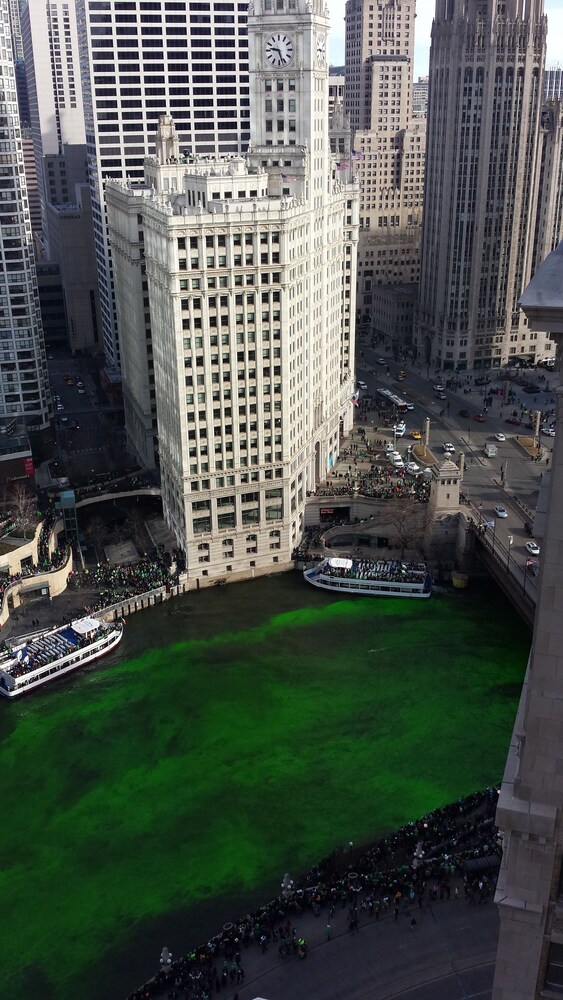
[[304, 556, 432, 598], [0, 616, 124, 698]]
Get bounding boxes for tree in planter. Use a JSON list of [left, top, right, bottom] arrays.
[[374, 497, 425, 560], [88, 515, 105, 562], [9, 482, 37, 540], [125, 508, 145, 551]]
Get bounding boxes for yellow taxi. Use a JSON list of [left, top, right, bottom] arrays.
[[410, 430, 422, 440]]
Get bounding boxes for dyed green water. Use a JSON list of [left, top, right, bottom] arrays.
[[0, 574, 529, 999]]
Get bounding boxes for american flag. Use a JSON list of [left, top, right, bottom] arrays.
[[351, 150, 364, 160], [281, 173, 298, 180], [336, 161, 349, 171]]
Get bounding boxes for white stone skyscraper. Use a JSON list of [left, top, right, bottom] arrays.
[[415, 0, 550, 371], [0, 1, 50, 438], [107, 0, 358, 580], [76, 0, 253, 371]]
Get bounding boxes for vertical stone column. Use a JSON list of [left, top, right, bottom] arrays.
[[493, 242, 563, 1000]]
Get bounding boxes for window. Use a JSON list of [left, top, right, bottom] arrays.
[[242, 508, 259, 524], [545, 942, 563, 993], [193, 516, 211, 534]]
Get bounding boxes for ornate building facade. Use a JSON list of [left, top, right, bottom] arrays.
[[107, 0, 359, 579], [415, 0, 551, 371]]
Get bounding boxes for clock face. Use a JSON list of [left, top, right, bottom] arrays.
[[265, 33, 294, 67], [316, 33, 326, 65]]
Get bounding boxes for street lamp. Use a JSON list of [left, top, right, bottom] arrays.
[[349, 841, 353, 865], [507, 534, 513, 573]]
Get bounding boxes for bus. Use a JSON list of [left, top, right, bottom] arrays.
[[376, 387, 409, 414]]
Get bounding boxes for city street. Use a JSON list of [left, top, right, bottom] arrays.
[[47, 353, 124, 480], [356, 344, 552, 581]]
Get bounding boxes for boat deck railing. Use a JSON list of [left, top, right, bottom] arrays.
[[313, 558, 427, 585], [4, 624, 112, 680]]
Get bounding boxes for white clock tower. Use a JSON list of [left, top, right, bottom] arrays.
[[247, 0, 330, 202], [108, 0, 358, 585]]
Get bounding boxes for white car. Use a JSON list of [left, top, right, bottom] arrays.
[[405, 402, 414, 411], [433, 384, 444, 392], [525, 540, 540, 556], [405, 461, 420, 474], [542, 426, 556, 437], [357, 380, 367, 390], [385, 442, 395, 453], [494, 432, 506, 441], [393, 423, 406, 437], [494, 505, 508, 518], [392, 456, 404, 468], [443, 442, 455, 453]]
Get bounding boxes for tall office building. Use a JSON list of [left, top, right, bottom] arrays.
[[0, 1, 50, 440], [76, 0, 252, 371], [415, 0, 551, 371], [107, 0, 358, 578], [21, 0, 86, 241], [344, 0, 425, 352], [544, 67, 563, 100], [531, 100, 563, 285], [7, 0, 22, 62], [412, 75, 428, 118]]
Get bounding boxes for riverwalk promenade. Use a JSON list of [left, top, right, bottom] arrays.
[[133, 786, 501, 1000], [147, 890, 498, 1000]]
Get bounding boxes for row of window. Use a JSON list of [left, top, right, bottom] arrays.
[[193, 506, 282, 532]]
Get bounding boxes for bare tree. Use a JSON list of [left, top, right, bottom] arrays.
[[373, 497, 424, 559], [9, 481, 37, 539], [125, 508, 145, 549], [88, 514, 105, 561]]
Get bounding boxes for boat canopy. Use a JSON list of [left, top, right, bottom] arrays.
[[71, 616, 102, 636], [328, 557, 353, 570]]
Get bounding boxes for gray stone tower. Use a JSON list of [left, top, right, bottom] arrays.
[[416, 0, 549, 371], [423, 456, 462, 563], [493, 240, 563, 998]]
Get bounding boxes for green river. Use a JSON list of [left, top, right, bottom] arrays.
[[0, 572, 530, 999]]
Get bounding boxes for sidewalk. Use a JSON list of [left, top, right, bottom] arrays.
[[151, 890, 498, 1000], [0, 584, 101, 642]]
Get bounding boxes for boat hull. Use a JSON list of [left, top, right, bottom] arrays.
[[0, 624, 123, 698]]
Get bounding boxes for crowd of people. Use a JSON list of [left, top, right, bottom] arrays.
[[314, 470, 431, 503], [321, 558, 427, 583], [0, 507, 69, 618], [67, 555, 174, 609], [127, 787, 501, 1000]]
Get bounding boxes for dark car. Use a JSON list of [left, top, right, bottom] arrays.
[[505, 416, 522, 425], [474, 413, 486, 422], [459, 409, 469, 419]]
